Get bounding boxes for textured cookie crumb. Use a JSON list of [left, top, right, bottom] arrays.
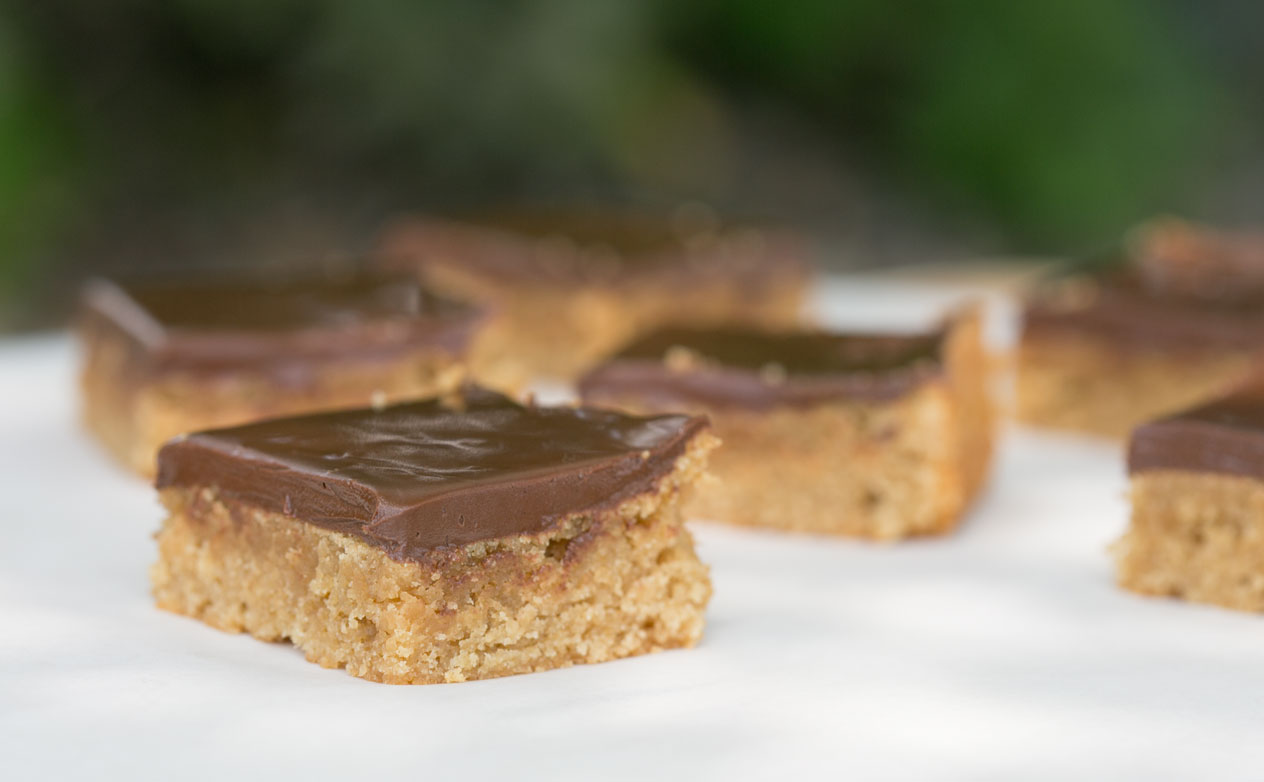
[[1116, 470, 1264, 612]]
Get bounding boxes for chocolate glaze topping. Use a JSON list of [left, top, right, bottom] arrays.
[[1023, 268, 1264, 352], [1024, 220, 1264, 352], [1129, 383, 1264, 479], [378, 209, 808, 289], [579, 327, 945, 410], [82, 273, 482, 375], [156, 387, 708, 560]]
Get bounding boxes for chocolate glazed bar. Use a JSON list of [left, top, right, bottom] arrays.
[[579, 308, 994, 539], [151, 387, 717, 683], [376, 208, 811, 381], [1017, 218, 1264, 438], [79, 272, 484, 476], [1116, 384, 1264, 612]]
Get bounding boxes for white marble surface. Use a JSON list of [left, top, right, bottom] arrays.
[[4, 275, 1264, 781]]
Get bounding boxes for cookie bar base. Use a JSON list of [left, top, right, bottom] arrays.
[[1116, 471, 1264, 612], [151, 435, 716, 684], [691, 393, 986, 538], [81, 326, 466, 477], [1016, 331, 1251, 439]]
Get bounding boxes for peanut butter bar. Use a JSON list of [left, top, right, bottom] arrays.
[[1116, 383, 1264, 612], [79, 272, 482, 476], [151, 387, 716, 683], [579, 309, 993, 539], [1018, 218, 1264, 438]]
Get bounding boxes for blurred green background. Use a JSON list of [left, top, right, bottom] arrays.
[[1, 0, 1261, 330]]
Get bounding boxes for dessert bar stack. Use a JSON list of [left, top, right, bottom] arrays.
[[69, 201, 1264, 684], [79, 206, 1011, 683]]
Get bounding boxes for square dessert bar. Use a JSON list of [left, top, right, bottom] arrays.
[[578, 308, 994, 539], [151, 387, 716, 684], [376, 208, 811, 381], [1018, 218, 1264, 438], [1117, 384, 1264, 612], [79, 272, 483, 477]]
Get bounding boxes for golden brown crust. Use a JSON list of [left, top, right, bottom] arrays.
[[1116, 470, 1264, 612], [1016, 331, 1253, 439], [151, 435, 716, 684]]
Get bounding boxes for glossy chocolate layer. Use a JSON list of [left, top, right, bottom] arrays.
[[579, 327, 945, 410], [82, 273, 482, 375], [156, 387, 708, 560], [1023, 269, 1264, 352], [1129, 384, 1264, 479], [378, 210, 808, 290]]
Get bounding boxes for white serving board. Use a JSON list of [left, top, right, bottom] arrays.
[[4, 274, 1264, 781]]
